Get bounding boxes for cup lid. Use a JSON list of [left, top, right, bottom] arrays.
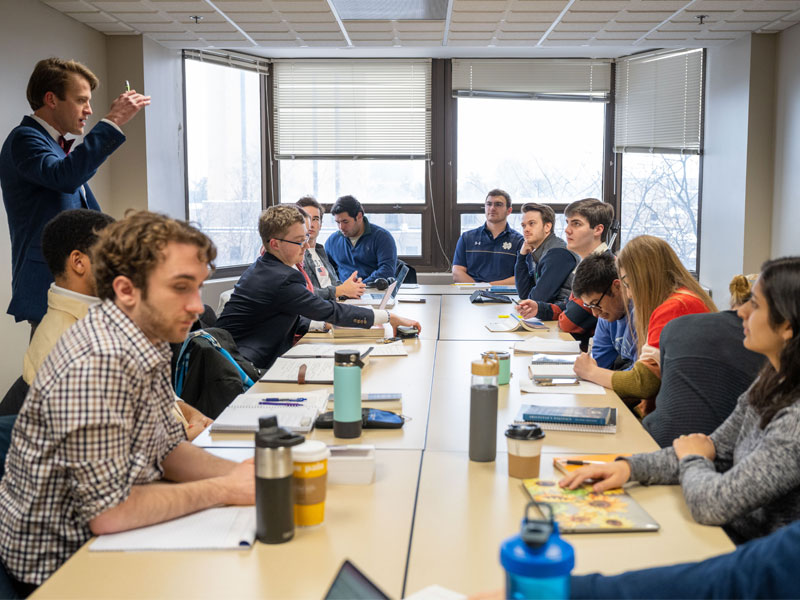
[[505, 423, 545, 440], [482, 350, 510, 360], [292, 440, 330, 462], [472, 356, 499, 376]]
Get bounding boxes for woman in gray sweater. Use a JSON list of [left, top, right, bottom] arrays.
[[561, 256, 800, 543]]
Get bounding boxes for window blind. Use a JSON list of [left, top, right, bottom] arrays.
[[273, 59, 431, 159], [451, 59, 611, 101], [183, 49, 270, 76], [614, 49, 703, 154]]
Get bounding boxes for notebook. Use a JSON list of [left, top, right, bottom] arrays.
[[514, 408, 617, 434], [260, 357, 336, 384], [519, 377, 606, 395], [522, 479, 659, 533], [513, 338, 581, 354], [486, 314, 548, 333], [90, 506, 256, 551], [212, 390, 330, 433], [282, 341, 407, 358], [518, 404, 613, 425], [530, 353, 578, 365]]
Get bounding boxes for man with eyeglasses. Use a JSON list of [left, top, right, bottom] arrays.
[[216, 205, 421, 370], [571, 252, 636, 371], [452, 189, 524, 285]]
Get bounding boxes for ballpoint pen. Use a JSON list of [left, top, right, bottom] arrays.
[[565, 460, 606, 465], [259, 397, 307, 404], [259, 401, 305, 407]]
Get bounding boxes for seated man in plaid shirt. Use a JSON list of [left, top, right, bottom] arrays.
[[0, 211, 254, 596]]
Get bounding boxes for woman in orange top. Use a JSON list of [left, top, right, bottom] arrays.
[[574, 235, 716, 413]]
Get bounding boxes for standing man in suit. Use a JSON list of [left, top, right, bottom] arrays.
[[0, 57, 150, 330]]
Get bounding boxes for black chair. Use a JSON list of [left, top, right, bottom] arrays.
[[0, 376, 29, 417]]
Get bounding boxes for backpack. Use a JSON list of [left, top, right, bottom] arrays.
[[172, 328, 263, 419]]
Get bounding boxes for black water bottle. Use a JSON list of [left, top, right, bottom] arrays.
[[254, 416, 304, 544]]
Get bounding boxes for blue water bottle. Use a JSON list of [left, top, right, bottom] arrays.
[[500, 502, 575, 600], [333, 349, 365, 438]]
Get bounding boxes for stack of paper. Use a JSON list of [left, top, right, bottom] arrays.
[[513, 338, 581, 354], [282, 341, 407, 358], [260, 357, 336, 383]]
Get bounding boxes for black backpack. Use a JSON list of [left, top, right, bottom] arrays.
[[172, 328, 263, 419]]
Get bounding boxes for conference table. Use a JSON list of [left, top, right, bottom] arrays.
[[32, 290, 735, 599]]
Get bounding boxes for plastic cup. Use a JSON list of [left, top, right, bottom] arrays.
[[505, 424, 545, 479], [292, 440, 331, 526]]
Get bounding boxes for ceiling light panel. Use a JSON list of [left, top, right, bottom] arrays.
[[330, 0, 448, 20]]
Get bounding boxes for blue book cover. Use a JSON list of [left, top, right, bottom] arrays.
[[489, 285, 517, 294], [520, 405, 612, 426]]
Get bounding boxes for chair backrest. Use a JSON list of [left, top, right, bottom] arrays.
[[0, 376, 29, 417], [396, 259, 417, 284]]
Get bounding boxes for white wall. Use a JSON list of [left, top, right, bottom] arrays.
[[0, 0, 108, 392], [772, 22, 800, 257], [699, 33, 777, 304]]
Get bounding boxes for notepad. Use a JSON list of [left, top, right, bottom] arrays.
[[513, 338, 581, 354], [282, 341, 407, 358], [212, 390, 330, 433], [529, 363, 579, 379], [519, 377, 606, 395], [90, 506, 256, 551], [260, 357, 335, 384]]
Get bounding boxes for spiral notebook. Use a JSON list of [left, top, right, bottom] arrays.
[[514, 407, 617, 434], [90, 506, 256, 551]]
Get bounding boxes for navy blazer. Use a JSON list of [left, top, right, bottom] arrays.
[[0, 116, 125, 322], [216, 253, 376, 369]]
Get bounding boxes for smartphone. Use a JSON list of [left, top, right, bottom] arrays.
[[397, 325, 419, 338]]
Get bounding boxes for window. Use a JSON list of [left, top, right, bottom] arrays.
[[273, 60, 430, 259], [620, 154, 700, 271], [457, 98, 605, 205], [615, 49, 704, 271], [184, 53, 266, 268]]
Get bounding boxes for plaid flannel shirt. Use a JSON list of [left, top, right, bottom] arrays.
[[0, 299, 185, 584]]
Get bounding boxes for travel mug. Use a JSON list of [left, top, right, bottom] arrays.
[[255, 416, 305, 544], [334, 349, 365, 438], [483, 350, 511, 385], [292, 440, 331, 526], [469, 355, 499, 462]]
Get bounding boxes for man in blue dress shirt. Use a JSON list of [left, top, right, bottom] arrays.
[[452, 189, 524, 285], [217, 205, 420, 370], [0, 57, 149, 329], [324, 195, 397, 286]]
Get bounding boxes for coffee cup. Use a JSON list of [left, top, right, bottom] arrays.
[[505, 424, 545, 479], [292, 440, 330, 526]]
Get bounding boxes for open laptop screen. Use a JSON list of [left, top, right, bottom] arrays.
[[324, 560, 391, 600]]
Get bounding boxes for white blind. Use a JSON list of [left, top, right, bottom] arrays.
[[451, 59, 611, 100], [614, 49, 703, 154], [183, 49, 270, 75], [273, 60, 431, 159]]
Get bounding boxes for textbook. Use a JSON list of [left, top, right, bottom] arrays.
[[522, 479, 659, 533], [485, 314, 548, 333], [553, 453, 632, 475], [489, 285, 517, 294], [530, 353, 578, 366], [90, 506, 256, 551], [212, 390, 330, 433], [332, 325, 388, 339], [517, 405, 613, 425]]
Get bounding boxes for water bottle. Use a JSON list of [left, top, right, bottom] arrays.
[[500, 502, 575, 599], [469, 355, 499, 462], [255, 416, 305, 544], [333, 349, 365, 438]]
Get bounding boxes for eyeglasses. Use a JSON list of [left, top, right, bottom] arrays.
[[274, 235, 310, 247], [582, 281, 613, 310], [620, 274, 630, 289]]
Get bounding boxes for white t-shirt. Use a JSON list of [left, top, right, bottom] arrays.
[[307, 247, 332, 288]]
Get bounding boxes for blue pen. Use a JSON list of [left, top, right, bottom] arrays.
[[259, 397, 306, 404], [260, 401, 305, 407]]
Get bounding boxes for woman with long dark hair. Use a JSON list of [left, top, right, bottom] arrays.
[[561, 257, 800, 543]]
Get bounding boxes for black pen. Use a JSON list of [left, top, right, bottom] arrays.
[[566, 460, 606, 466]]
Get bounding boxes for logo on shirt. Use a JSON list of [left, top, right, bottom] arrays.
[[474, 240, 481, 246], [502, 242, 512, 250]]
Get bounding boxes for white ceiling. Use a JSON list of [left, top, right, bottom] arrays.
[[40, 0, 800, 58]]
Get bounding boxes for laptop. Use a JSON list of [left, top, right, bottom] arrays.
[[345, 263, 409, 308], [324, 560, 390, 600]]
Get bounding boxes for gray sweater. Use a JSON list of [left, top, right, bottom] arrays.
[[627, 385, 800, 542]]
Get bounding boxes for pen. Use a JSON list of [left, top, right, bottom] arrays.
[[360, 346, 374, 360], [511, 297, 519, 305], [260, 401, 305, 407], [125, 80, 131, 92], [259, 397, 306, 404], [566, 460, 606, 466]]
